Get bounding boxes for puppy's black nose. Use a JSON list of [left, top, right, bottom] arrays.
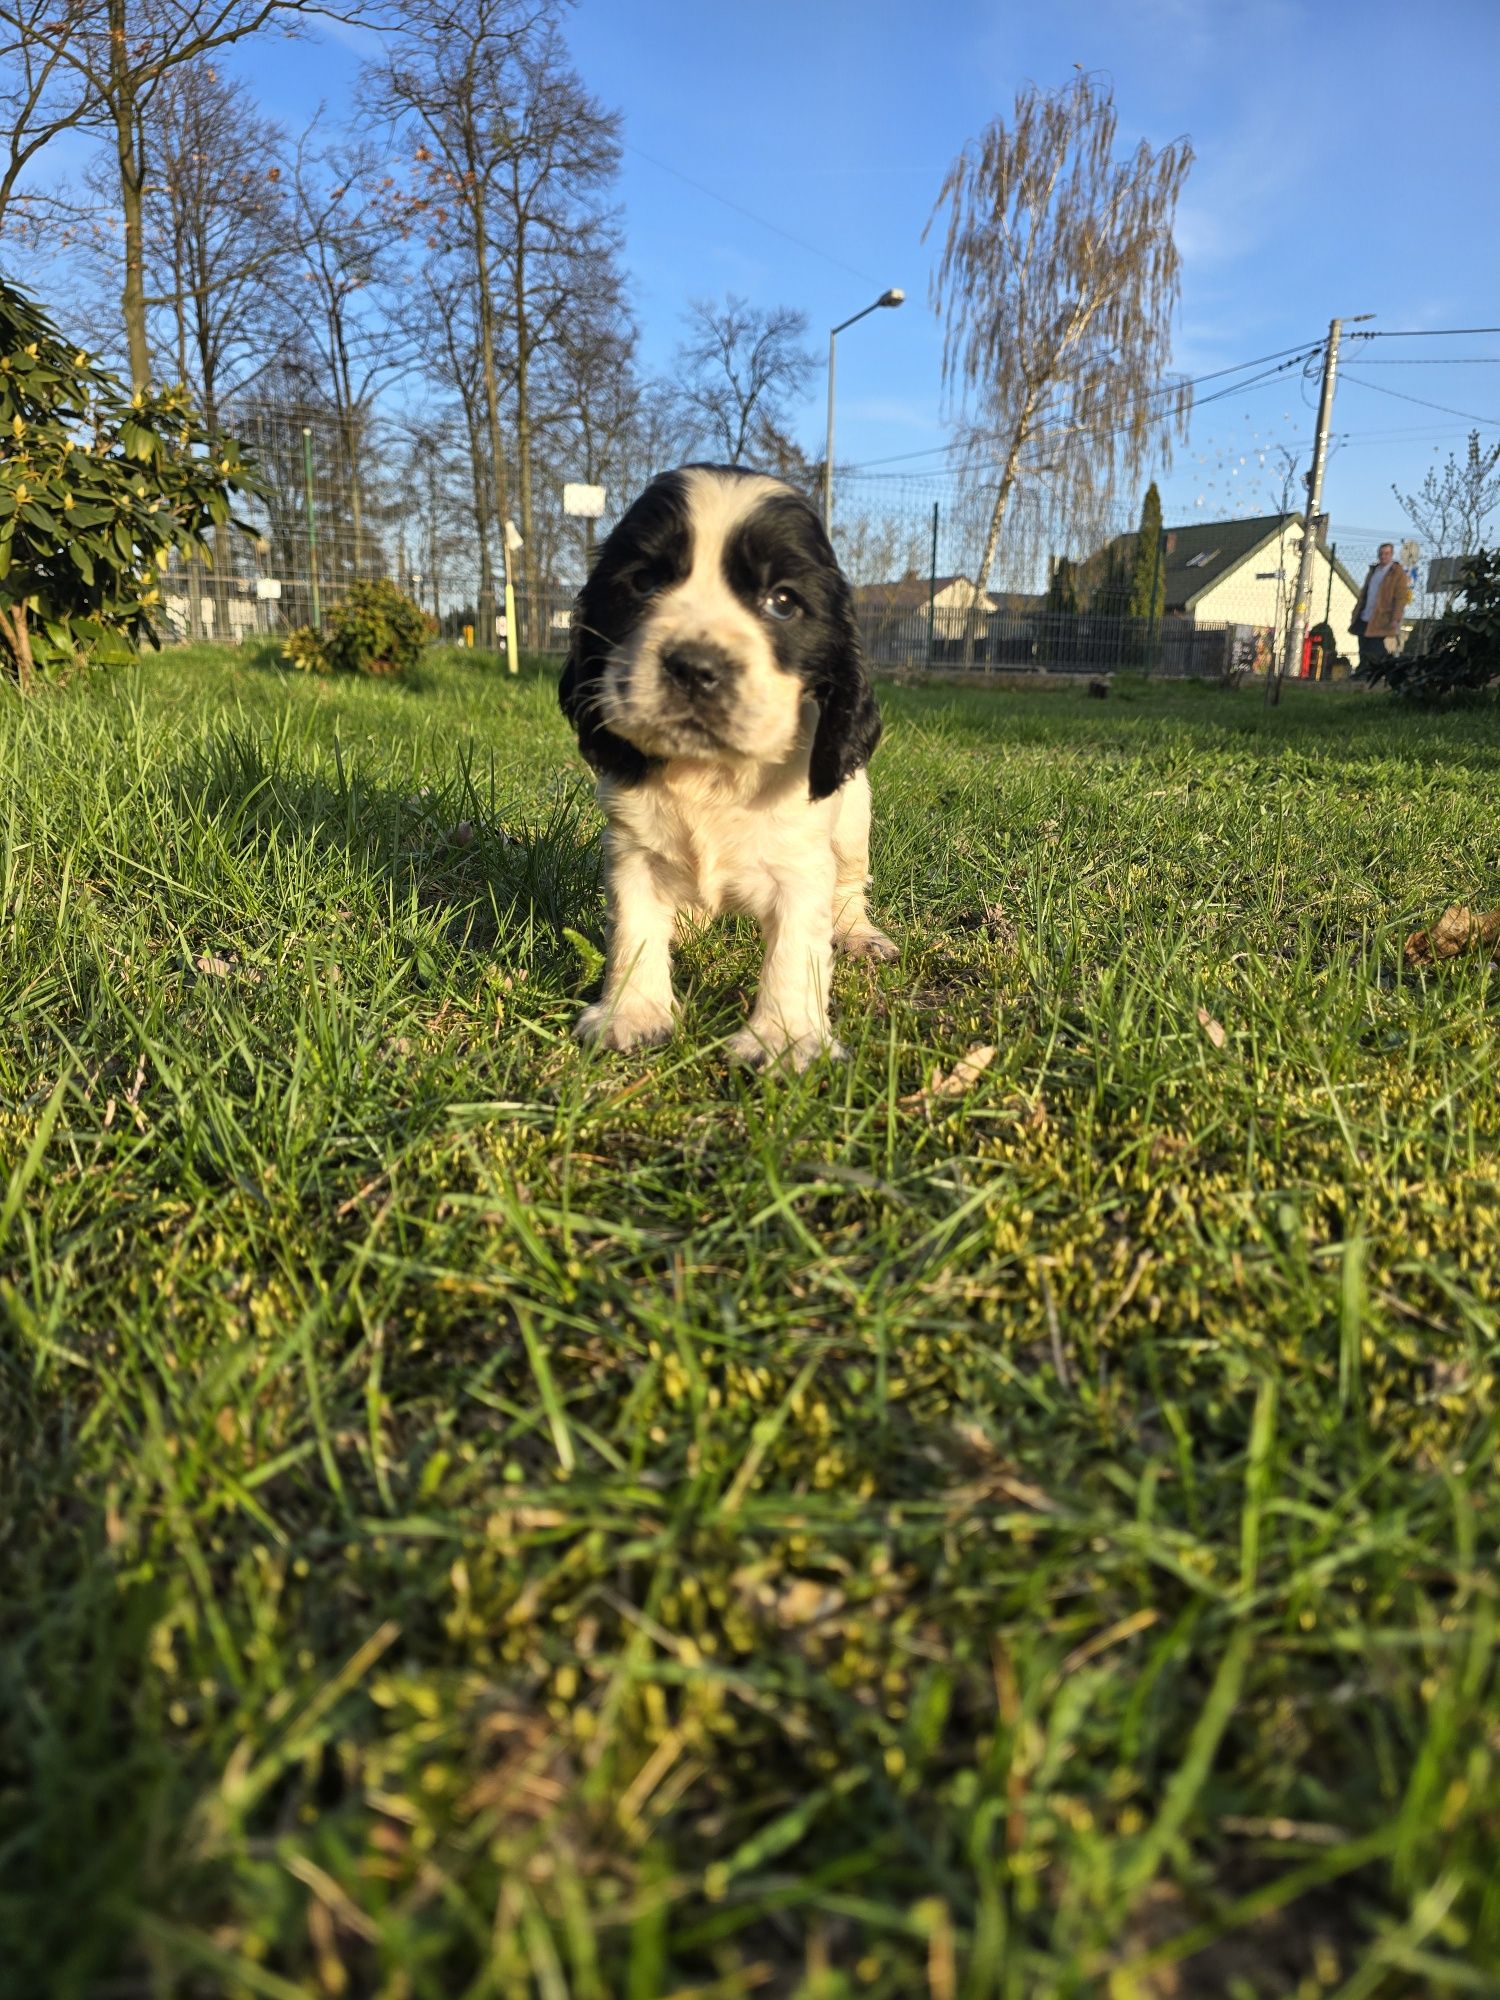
[[661, 644, 731, 697]]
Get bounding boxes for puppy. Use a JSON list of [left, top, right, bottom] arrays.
[[559, 464, 896, 1068]]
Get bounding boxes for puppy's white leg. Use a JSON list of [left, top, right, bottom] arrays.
[[574, 842, 678, 1051], [830, 772, 897, 962], [729, 863, 842, 1070]]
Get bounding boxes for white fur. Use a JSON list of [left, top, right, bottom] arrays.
[[573, 469, 895, 1069]]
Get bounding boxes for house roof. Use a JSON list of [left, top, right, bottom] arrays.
[[852, 573, 994, 612], [1159, 514, 1361, 611]]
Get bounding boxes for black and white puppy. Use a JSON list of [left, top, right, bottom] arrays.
[[559, 463, 896, 1068]]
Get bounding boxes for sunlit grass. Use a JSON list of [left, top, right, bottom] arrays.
[[2, 646, 1497, 1998]]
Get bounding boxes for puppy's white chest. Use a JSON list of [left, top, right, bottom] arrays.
[[605, 764, 823, 923]]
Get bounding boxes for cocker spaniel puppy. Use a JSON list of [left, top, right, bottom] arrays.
[[559, 464, 896, 1068]]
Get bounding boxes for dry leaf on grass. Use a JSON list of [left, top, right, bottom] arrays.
[[899, 1043, 996, 1108], [1404, 904, 1500, 966], [1196, 1006, 1227, 1049], [192, 951, 263, 985]]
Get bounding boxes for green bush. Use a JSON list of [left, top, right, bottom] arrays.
[[0, 278, 253, 690], [281, 624, 330, 674], [321, 578, 429, 678], [1365, 548, 1500, 702]]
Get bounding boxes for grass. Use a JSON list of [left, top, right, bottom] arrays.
[[1, 642, 1498, 2000]]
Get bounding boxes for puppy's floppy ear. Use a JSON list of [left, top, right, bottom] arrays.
[[808, 575, 882, 802], [559, 605, 652, 786]]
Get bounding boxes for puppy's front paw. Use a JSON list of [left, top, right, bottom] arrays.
[[727, 1024, 846, 1072], [573, 997, 675, 1051], [836, 924, 898, 963]]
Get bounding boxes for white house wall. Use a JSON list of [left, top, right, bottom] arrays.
[[1190, 522, 1358, 637]]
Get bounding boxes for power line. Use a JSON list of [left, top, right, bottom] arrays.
[[621, 142, 884, 288], [845, 345, 1318, 471], [1338, 371, 1500, 427], [1355, 326, 1500, 339], [1351, 357, 1500, 366], [1333, 420, 1500, 443]]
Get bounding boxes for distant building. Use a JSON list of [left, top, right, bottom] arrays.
[[852, 572, 996, 664], [1154, 513, 1361, 634]]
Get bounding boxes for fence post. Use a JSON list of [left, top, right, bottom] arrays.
[[1145, 528, 1164, 677], [926, 501, 939, 669], [302, 427, 322, 631]]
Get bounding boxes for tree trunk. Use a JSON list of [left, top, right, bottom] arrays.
[[0, 598, 34, 693], [457, 381, 496, 645], [512, 253, 540, 649], [199, 386, 233, 640], [108, 0, 150, 391], [432, 280, 495, 642], [963, 419, 1031, 667], [472, 202, 512, 654]]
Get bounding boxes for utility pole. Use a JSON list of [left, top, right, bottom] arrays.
[[1275, 313, 1372, 701]]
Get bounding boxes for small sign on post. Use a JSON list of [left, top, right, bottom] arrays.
[[563, 483, 605, 519]]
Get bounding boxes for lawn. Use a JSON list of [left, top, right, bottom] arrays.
[[2, 646, 1497, 2000]]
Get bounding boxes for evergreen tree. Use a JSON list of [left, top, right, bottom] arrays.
[[1046, 554, 1079, 617], [1128, 482, 1165, 621]]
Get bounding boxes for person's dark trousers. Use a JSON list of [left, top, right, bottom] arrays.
[[1358, 633, 1392, 670]]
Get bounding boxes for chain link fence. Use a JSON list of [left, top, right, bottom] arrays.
[[166, 401, 1416, 683]]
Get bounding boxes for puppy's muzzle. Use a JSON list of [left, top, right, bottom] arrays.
[[661, 642, 737, 702]]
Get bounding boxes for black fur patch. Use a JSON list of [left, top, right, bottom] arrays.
[[559, 472, 693, 783]]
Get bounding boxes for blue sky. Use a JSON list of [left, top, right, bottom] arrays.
[[227, 0, 1499, 538]]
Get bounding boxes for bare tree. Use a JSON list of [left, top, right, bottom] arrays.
[[673, 295, 820, 468], [366, 0, 551, 642], [0, 0, 108, 241], [925, 73, 1193, 658], [488, 15, 625, 636], [536, 299, 641, 575], [0, 0, 366, 388], [1394, 431, 1500, 612], [273, 126, 410, 578], [136, 63, 289, 420], [407, 256, 502, 626], [149, 66, 292, 632]]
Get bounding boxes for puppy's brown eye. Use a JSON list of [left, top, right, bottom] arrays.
[[762, 585, 802, 623], [626, 565, 669, 598]]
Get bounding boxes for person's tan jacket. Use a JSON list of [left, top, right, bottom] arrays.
[[1355, 560, 1411, 639]]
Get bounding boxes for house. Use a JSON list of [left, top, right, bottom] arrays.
[[1157, 513, 1361, 638], [851, 572, 997, 664], [1063, 511, 1366, 675]]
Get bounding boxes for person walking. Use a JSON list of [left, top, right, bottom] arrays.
[[1350, 542, 1412, 669]]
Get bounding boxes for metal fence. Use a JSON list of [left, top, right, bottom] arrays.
[[166, 399, 1432, 683]]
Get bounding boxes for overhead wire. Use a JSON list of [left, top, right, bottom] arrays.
[[1353, 326, 1500, 339], [620, 142, 884, 287], [845, 345, 1318, 472], [1337, 371, 1500, 427]]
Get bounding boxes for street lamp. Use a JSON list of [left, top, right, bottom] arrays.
[[823, 287, 904, 536]]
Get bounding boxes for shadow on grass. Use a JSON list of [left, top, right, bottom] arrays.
[[169, 726, 602, 960], [222, 637, 563, 691]]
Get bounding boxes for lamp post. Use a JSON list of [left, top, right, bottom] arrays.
[[823, 287, 904, 537]]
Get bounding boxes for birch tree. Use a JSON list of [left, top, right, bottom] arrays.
[[925, 74, 1193, 658]]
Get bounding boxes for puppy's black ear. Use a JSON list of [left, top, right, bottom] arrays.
[[559, 607, 651, 786], [808, 580, 882, 801]]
